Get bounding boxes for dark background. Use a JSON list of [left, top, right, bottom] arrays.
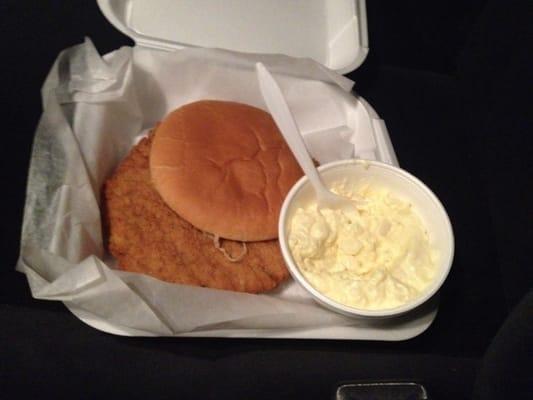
[[1, 1, 531, 399]]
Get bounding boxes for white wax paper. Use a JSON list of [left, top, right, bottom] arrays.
[[17, 38, 435, 338]]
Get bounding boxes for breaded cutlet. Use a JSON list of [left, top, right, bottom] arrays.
[[103, 136, 290, 293]]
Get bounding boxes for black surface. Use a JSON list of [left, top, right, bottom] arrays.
[[1, 1, 532, 399], [473, 290, 533, 399]]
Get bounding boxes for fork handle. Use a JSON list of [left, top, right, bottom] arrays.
[[255, 62, 328, 197]]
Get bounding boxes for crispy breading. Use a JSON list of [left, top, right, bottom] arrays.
[[103, 136, 290, 293]]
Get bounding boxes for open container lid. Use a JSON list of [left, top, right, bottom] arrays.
[[97, 0, 369, 74]]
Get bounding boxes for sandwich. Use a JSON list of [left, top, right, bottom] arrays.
[[103, 100, 303, 293]]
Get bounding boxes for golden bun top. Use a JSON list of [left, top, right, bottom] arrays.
[[149, 100, 303, 241]]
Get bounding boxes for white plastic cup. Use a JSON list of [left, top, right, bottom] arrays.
[[278, 159, 455, 318]]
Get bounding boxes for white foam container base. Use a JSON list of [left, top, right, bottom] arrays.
[[70, 296, 438, 340], [65, 84, 437, 340]]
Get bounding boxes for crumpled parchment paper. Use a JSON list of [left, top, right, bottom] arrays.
[[17, 38, 435, 338]]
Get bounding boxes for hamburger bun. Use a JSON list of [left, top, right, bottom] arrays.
[[149, 100, 303, 241]]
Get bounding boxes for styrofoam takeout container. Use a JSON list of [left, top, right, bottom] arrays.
[[24, 0, 444, 339], [279, 159, 454, 319]]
